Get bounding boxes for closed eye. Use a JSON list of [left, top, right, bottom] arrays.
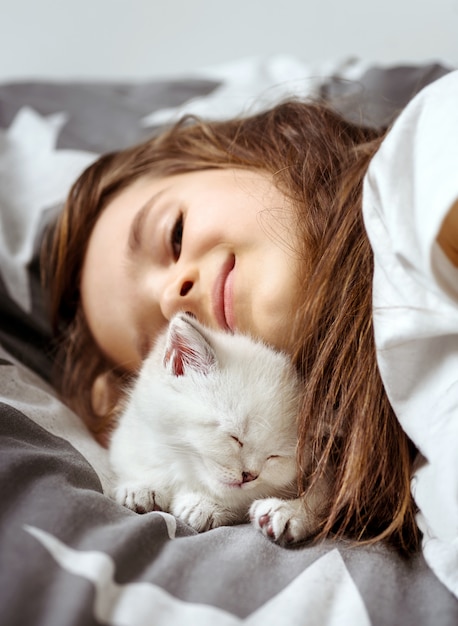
[[231, 435, 243, 447], [267, 455, 280, 460]]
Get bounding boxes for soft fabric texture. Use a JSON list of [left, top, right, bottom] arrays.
[[363, 70, 458, 599]]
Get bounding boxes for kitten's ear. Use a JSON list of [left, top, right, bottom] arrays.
[[164, 314, 216, 377]]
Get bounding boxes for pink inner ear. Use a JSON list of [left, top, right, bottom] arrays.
[[164, 348, 184, 376], [164, 338, 196, 377], [163, 322, 215, 377]]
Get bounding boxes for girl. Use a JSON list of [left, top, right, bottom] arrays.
[[43, 93, 425, 554]]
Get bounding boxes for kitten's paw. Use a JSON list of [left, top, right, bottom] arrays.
[[114, 483, 165, 514], [249, 497, 317, 545], [172, 493, 232, 532]]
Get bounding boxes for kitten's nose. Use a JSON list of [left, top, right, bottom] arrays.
[[241, 471, 257, 483]]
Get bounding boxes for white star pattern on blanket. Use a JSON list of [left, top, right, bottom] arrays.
[[0, 107, 96, 311], [24, 524, 371, 626]]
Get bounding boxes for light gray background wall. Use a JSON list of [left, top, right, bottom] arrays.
[[0, 0, 457, 80]]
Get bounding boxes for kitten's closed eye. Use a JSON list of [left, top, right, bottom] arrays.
[[231, 435, 243, 447]]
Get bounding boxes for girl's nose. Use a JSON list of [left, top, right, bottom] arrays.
[[160, 270, 197, 320], [179, 280, 193, 297]]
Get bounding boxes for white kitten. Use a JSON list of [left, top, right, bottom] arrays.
[[109, 313, 326, 543]]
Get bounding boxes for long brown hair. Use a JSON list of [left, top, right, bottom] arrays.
[[42, 99, 419, 554]]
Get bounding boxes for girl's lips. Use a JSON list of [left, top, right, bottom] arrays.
[[224, 264, 235, 332], [212, 254, 236, 331]]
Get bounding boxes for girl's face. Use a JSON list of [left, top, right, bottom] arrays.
[[81, 168, 301, 371]]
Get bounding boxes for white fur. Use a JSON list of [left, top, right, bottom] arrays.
[[109, 313, 325, 539]]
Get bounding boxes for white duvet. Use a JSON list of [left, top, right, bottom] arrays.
[[363, 70, 458, 599]]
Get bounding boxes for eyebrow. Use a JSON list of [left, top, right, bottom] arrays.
[[127, 189, 166, 255]]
